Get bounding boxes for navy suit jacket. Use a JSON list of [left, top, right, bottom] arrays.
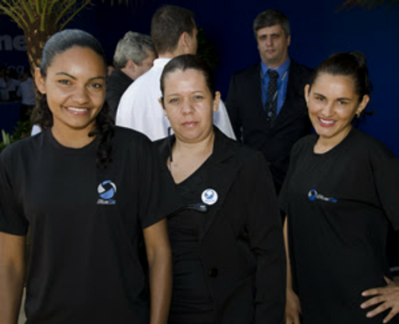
[[226, 59, 312, 193]]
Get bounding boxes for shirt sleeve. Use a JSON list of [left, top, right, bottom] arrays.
[[115, 83, 136, 130], [370, 141, 399, 230], [0, 148, 29, 235], [136, 136, 181, 229], [115, 77, 170, 141], [213, 100, 236, 140]]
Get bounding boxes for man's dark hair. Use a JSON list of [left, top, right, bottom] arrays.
[[151, 5, 196, 54], [253, 9, 290, 37]]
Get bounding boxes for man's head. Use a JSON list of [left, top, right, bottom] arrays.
[[253, 9, 291, 69], [151, 5, 197, 57], [113, 31, 156, 81]]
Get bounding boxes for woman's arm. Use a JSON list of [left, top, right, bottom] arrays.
[[284, 218, 301, 324], [0, 232, 26, 324], [143, 219, 172, 324]]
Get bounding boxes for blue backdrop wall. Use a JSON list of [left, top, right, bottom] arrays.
[[1, 0, 398, 155]]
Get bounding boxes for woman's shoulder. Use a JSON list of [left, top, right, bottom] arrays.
[[290, 134, 317, 157], [1, 132, 44, 162], [350, 128, 395, 158], [112, 127, 162, 165], [220, 134, 267, 168], [113, 126, 153, 148]]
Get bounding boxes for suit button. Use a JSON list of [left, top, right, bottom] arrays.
[[208, 267, 218, 278]]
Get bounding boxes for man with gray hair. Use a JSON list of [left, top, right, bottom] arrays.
[[106, 31, 156, 117], [226, 9, 312, 194]]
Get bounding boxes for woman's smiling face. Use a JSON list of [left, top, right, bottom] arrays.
[[35, 46, 106, 135], [305, 72, 369, 144]]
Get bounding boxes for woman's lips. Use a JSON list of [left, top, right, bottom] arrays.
[[182, 121, 198, 127], [65, 107, 90, 115], [318, 117, 336, 127]]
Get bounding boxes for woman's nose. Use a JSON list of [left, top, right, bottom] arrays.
[[72, 86, 89, 105]]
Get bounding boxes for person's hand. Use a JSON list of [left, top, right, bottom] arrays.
[[286, 288, 301, 324], [361, 276, 399, 323]]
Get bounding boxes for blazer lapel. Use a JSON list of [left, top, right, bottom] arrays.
[[156, 130, 241, 241], [198, 129, 240, 240], [254, 63, 265, 114]]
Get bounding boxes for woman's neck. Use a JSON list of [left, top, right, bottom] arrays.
[[51, 124, 96, 148], [314, 125, 352, 154], [173, 131, 215, 157], [168, 131, 215, 184]]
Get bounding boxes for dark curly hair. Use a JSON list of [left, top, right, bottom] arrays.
[[31, 29, 115, 168]]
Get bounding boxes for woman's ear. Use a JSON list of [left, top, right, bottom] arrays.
[[304, 84, 310, 104], [158, 97, 168, 116], [180, 31, 194, 54], [356, 94, 370, 116], [35, 68, 46, 94], [213, 91, 221, 112]]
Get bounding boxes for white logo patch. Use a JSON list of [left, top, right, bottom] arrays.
[[201, 189, 218, 205]]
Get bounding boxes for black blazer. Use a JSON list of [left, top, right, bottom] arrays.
[[156, 128, 286, 324], [105, 69, 133, 118], [226, 60, 312, 193]]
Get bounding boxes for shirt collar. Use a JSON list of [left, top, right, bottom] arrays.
[[154, 57, 172, 68], [261, 57, 291, 79]]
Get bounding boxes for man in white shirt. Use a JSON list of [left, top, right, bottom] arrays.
[[116, 5, 235, 141]]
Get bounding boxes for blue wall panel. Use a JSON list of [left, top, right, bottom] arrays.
[[1, 0, 398, 155]]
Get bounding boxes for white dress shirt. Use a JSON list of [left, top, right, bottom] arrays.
[[116, 58, 236, 141]]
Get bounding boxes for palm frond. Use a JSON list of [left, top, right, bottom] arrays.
[[340, 0, 399, 10]]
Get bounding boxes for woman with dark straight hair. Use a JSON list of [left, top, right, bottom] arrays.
[[0, 29, 174, 324], [156, 54, 286, 324], [281, 51, 399, 324]]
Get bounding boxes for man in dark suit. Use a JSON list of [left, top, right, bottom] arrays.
[[226, 9, 312, 194]]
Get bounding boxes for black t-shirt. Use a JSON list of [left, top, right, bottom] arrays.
[[167, 157, 215, 324], [280, 128, 399, 324], [0, 127, 177, 324]]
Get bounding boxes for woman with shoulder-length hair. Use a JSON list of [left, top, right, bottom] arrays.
[[0, 29, 174, 324], [281, 51, 399, 324], [155, 54, 286, 324]]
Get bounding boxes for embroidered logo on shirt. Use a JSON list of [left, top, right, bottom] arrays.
[[97, 180, 117, 205], [201, 189, 218, 205], [308, 189, 337, 203]]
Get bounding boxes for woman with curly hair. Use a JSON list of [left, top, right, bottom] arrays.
[[0, 29, 174, 324]]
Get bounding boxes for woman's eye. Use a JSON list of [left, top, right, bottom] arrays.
[[193, 95, 203, 101], [58, 79, 71, 85], [315, 96, 324, 102], [90, 83, 103, 89], [338, 100, 348, 105], [169, 98, 179, 104]]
